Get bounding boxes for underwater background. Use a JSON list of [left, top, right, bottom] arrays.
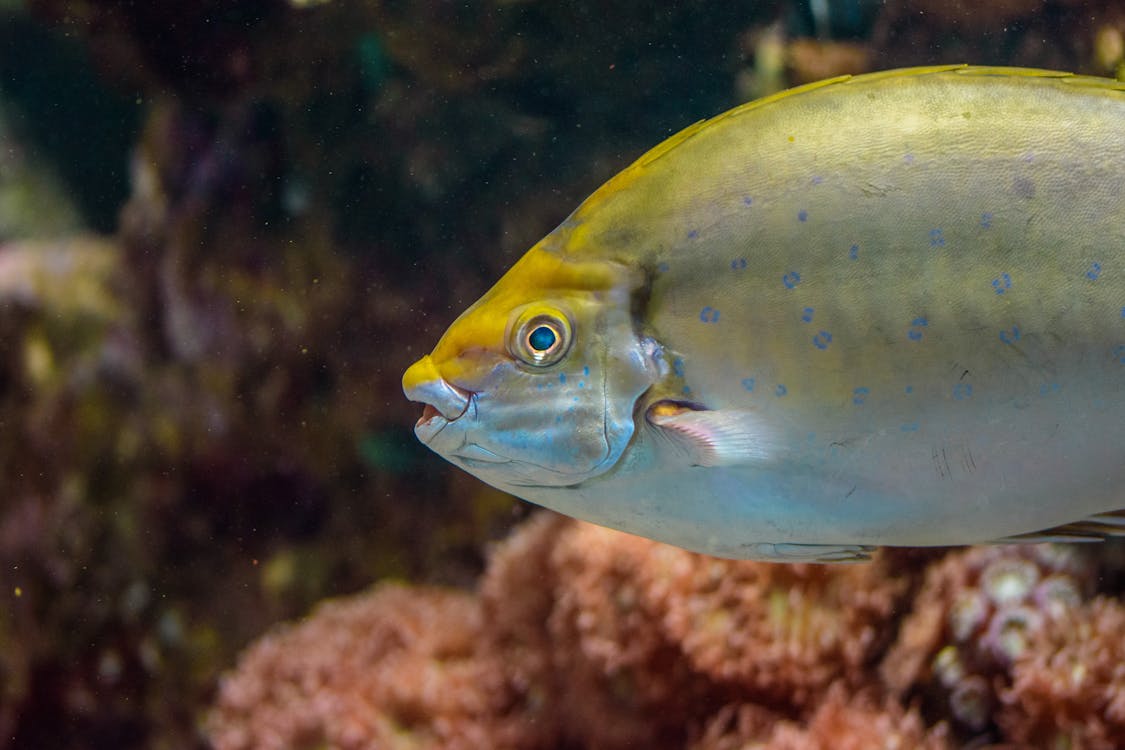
[[0, 0, 1123, 748]]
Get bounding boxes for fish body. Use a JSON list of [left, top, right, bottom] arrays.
[[403, 66, 1125, 561]]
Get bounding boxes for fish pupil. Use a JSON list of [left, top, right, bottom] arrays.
[[528, 325, 557, 352]]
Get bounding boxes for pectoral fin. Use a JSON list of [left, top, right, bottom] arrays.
[[646, 401, 775, 467]]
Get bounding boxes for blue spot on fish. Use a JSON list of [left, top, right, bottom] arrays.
[[700, 306, 720, 323], [1115, 345, 1125, 364], [731, 257, 747, 270], [1121, 307, 1125, 319], [578, 381, 585, 389], [901, 422, 920, 432], [1086, 262, 1102, 281], [742, 196, 754, 206], [1012, 176, 1035, 199], [683, 385, 692, 395], [905, 385, 914, 394], [776, 384, 788, 397], [811, 176, 823, 185], [741, 377, 756, 392], [687, 229, 699, 239], [801, 307, 814, 323], [907, 317, 928, 341], [583, 366, 590, 376], [904, 153, 915, 164], [812, 330, 833, 350], [798, 210, 808, 222], [1040, 383, 1061, 396], [992, 272, 1012, 295], [952, 383, 973, 400], [672, 357, 685, 377], [999, 326, 1021, 345], [559, 373, 567, 384], [849, 244, 859, 260], [981, 212, 993, 229], [929, 228, 945, 247], [782, 271, 801, 289], [852, 386, 869, 405], [657, 262, 670, 274]]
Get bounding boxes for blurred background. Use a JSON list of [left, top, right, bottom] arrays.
[[0, 0, 1121, 747]]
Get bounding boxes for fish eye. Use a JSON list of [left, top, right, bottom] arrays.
[[511, 311, 571, 367], [528, 325, 557, 352]]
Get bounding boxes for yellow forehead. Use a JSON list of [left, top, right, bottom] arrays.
[[428, 243, 624, 383]]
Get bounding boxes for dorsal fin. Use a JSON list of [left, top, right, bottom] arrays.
[[990, 510, 1125, 544]]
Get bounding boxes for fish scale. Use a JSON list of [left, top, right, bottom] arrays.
[[404, 65, 1125, 561]]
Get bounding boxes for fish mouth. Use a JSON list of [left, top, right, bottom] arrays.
[[409, 382, 472, 443], [403, 355, 473, 444], [419, 403, 441, 426]]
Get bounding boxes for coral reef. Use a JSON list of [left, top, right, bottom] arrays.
[[2, 1, 1123, 747], [691, 685, 950, 750], [208, 584, 525, 750], [881, 544, 1096, 731], [1000, 597, 1125, 749], [212, 514, 1125, 749]]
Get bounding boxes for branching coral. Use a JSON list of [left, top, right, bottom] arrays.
[[691, 683, 950, 750], [481, 512, 717, 749], [636, 541, 912, 706], [212, 514, 1125, 749], [209, 584, 528, 750], [999, 597, 1125, 749], [880, 544, 1096, 733], [211, 514, 942, 749]]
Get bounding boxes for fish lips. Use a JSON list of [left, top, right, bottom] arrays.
[[406, 377, 473, 444]]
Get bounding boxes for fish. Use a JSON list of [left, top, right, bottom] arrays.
[[402, 65, 1125, 562]]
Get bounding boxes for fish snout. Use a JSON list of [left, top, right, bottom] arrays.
[[402, 355, 472, 440]]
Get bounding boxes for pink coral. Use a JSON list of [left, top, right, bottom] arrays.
[[692, 683, 951, 750], [999, 597, 1125, 749], [477, 511, 920, 748], [881, 544, 1095, 731], [482, 512, 717, 748], [638, 542, 912, 706], [209, 584, 527, 750], [211, 514, 1124, 749]]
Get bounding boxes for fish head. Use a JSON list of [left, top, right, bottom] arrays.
[[403, 241, 660, 491]]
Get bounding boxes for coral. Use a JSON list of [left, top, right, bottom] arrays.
[[212, 516, 1125, 750], [212, 515, 936, 749], [481, 513, 717, 749], [999, 597, 1125, 749], [881, 544, 1095, 732], [638, 541, 911, 706], [209, 584, 528, 750], [692, 684, 951, 750]]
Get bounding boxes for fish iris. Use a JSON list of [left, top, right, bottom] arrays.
[[528, 325, 557, 352]]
